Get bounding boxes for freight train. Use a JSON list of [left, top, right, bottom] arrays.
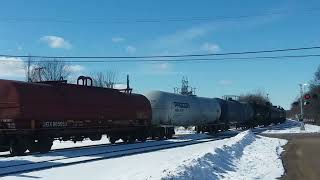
[[0, 78, 286, 155], [146, 91, 286, 134]]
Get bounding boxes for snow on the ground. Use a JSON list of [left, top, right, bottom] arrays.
[[52, 135, 111, 149], [1, 131, 286, 180], [263, 119, 320, 134], [175, 126, 196, 135], [0, 135, 111, 156], [164, 131, 287, 180]]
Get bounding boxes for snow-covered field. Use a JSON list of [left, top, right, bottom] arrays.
[[1, 131, 286, 180], [1, 119, 319, 180], [262, 119, 320, 134]]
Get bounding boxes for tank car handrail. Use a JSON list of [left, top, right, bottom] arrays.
[[77, 76, 85, 85], [86, 77, 93, 86], [77, 76, 93, 87]]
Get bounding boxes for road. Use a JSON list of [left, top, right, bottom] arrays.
[[263, 133, 320, 180]]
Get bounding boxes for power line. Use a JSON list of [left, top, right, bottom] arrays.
[[0, 7, 319, 24], [1, 54, 320, 63], [0, 46, 320, 60]]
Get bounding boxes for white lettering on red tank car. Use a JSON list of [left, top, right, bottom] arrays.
[[42, 121, 68, 128]]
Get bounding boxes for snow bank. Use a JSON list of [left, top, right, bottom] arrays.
[[163, 131, 287, 180], [263, 119, 320, 134]]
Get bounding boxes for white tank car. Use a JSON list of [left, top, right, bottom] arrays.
[[145, 91, 221, 126]]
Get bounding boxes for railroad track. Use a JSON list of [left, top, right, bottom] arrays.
[[0, 124, 281, 177], [0, 140, 122, 158], [0, 124, 278, 158], [0, 134, 233, 177], [0, 134, 189, 158]]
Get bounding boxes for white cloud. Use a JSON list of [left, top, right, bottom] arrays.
[[156, 26, 213, 47], [137, 62, 178, 76], [167, 26, 211, 42], [111, 37, 125, 43], [153, 63, 171, 71], [0, 57, 25, 78], [41, 35, 72, 49], [150, 24, 219, 55], [218, 80, 233, 85], [114, 84, 127, 89], [125, 46, 136, 54], [67, 65, 85, 73], [201, 43, 221, 53]]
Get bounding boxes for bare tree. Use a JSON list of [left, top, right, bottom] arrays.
[[24, 56, 35, 82], [289, 66, 320, 124], [313, 65, 320, 85], [239, 90, 269, 105], [303, 85, 320, 123], [26, 58, 72, 82], [93, 72, 105, 87], [92, 71, 118, 88]]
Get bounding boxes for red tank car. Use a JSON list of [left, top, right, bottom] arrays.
[[0, 78, 152, 155]]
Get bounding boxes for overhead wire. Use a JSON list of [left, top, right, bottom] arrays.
[[0, 46, 320, 60], [0, 7, 319, 24], [0, 54, 320, 64]]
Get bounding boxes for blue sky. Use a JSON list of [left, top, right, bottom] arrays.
[[0, 0, 320, 109]]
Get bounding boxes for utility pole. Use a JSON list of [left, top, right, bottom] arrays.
[[26, 54, 32, 82], [299, 84, 304, 121], [299, 83, 308, 130]]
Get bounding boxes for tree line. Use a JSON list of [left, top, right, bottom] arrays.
[[25, 58, 118, 88], [287, 66, 320, 124], [239, 90, 269, 105], [24, 57, 279, 108]]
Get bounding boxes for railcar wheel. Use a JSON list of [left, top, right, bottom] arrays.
[[166, 132, 173, 139], [10, 139, 27, 156], [28, 141, 40, 153], [121, 137, 128, 143], [137, 135, 147, 142], [195, 126, 201, 134], [151, 135, 156, 140], [38, 143, 52, 153], [109, 137, 117, 144], [38, 138, 53, 154], [158, 128, 165, 140], [89, 134, 102, 141], [128, 136, 136, 144]]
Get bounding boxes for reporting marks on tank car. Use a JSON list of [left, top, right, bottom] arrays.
[[173, 102, 190, 109]]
